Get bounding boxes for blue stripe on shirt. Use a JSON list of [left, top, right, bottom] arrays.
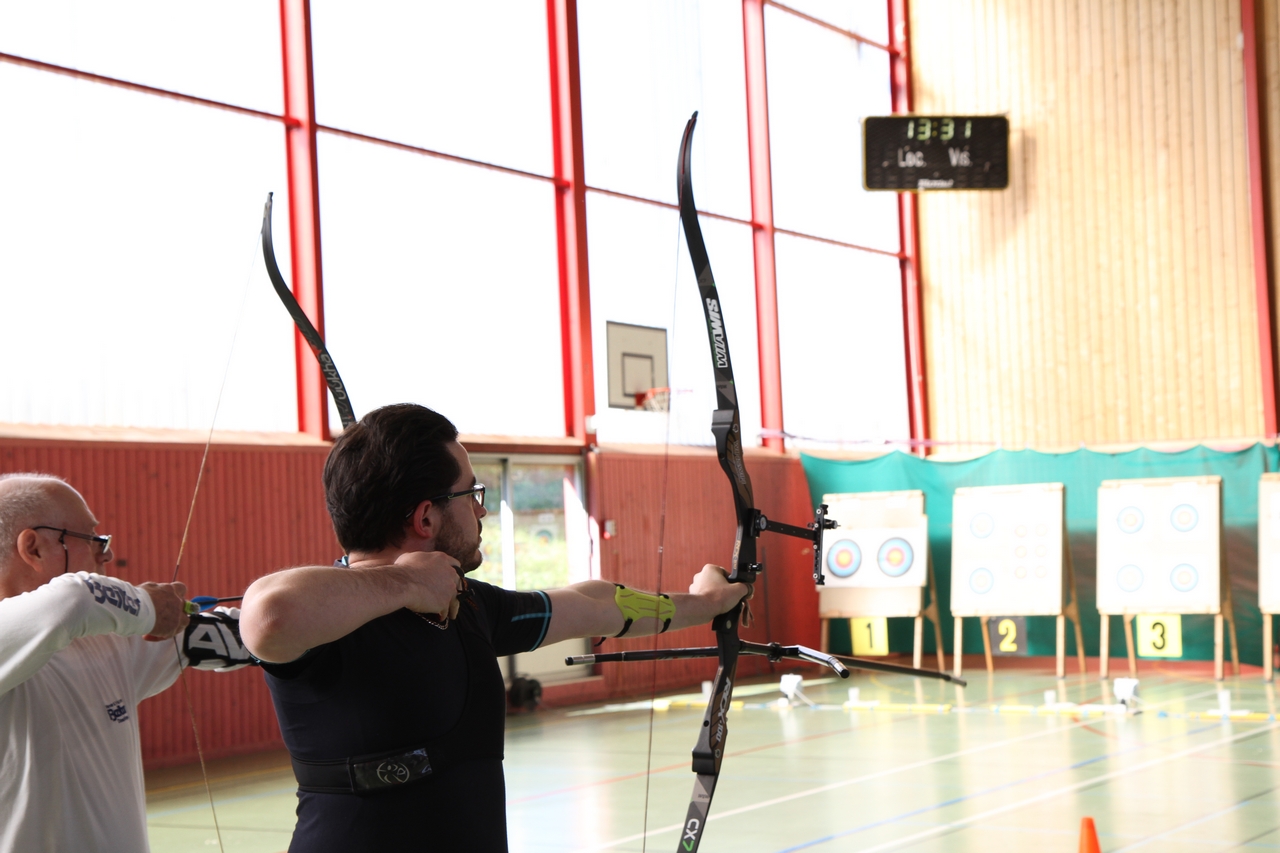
[[511, 590, 552, 650]]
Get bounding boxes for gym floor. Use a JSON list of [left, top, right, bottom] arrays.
[[145, 660, 1280, 852]]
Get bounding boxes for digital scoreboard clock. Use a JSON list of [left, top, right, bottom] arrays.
[[863, 115, 1009, 191]]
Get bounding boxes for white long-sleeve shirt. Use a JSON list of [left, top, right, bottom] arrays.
[[0, 572, 181, 853]]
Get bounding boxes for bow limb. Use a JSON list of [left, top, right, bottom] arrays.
[[261, 193, 357, 431], [672, 111, 754, 853]]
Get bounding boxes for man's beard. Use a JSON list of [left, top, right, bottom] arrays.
[[436, 516, 483, 573]]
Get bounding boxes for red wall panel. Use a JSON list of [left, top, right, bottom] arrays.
[[0, 436, 338, 767], [591, 449, 821, 697], [1, 436, 821, 765]]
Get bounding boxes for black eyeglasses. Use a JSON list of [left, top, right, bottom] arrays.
[[427, 484, 486, 507], [33, 526, 112, 574], [33, 526, 113, 555]]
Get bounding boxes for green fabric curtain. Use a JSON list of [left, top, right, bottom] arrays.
[[801, 444, 1280, 664]]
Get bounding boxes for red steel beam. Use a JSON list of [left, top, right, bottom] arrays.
[[887, 0, 929, 454], [765, 0, 895, 53], [1242, 0, 1278, 437], [743, 0, 786, 453], [547, 0, 596, 443], [279, 0, 331, 441]]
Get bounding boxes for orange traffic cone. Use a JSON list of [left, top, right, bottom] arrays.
[[1079, 817, 1101, 853]]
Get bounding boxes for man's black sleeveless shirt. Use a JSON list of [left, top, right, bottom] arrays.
[[261, 580, 552, 853]]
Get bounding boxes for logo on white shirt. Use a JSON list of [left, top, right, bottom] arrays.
[[104, 699, 130, 724], [81, 578, 141, 616]]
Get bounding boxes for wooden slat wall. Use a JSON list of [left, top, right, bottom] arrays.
[[910, 0, 1264, 446]]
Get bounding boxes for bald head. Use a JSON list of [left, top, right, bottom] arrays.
[[0, 474, 89, 568]]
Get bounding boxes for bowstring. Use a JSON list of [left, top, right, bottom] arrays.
[[638, 196, 688, 852], [166, 225, 259, 853]]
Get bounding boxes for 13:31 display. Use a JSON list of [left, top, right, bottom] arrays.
[[906, 117, 973, 142]]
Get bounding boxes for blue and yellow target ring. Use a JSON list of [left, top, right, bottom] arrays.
[[877, 538, 914, 577], [968, 567, 995, 595], [1117, 507, 1144, 534], [1116, 564, 1144, 592], [1170, 563, 1198, 592], [826, 539, 861, 578], [1170, 504, 1199, 533], [969, 513, 995, 539]]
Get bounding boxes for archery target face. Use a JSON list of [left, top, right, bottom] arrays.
[[950, 483, 1065, 617], [1259, 475, 1280, 613], [877, 538, 914, 577], [1096, 477, 1221, 615], [1117, 507, 1145, 534], [826, 540, 862, 578], [819, 493, 928, 591]]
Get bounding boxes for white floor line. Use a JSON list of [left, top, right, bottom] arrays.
[[851, 722, 1280, 853], [1107, 784, 1280, 852], [580, 684, 1223, 851]]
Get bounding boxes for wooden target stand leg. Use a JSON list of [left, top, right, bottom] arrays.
[[1215, 537, 1241, 681], [980, 616, 994, 673], [1056, 615, 1066, 679], [1061, 526, 1087, 677], [1123, 614, 1137, 677], [1100, 615, 1110, 680], [919, 556, 946, 672], [954, 617, 964, 678], [1265, 614, 1275, 682]]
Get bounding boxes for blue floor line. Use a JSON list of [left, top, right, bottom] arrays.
[[771, 720, 1222, 853]]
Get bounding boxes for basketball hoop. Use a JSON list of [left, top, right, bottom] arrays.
[[634, 387, 671, 411]]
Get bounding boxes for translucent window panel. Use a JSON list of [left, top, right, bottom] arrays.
[[586, 192, 761, 447], [578, 0, 750, 219], [775, 234, 908, 445], [317, 133, 563, 438], [471, 460, 506, 589], [0, 0, 282, 113], [510, 463, 576, 591], [0, 65, 296, 431], [310, 0, 551, 177], [765, 6, 899, 252], [768, 1, 890, 45]]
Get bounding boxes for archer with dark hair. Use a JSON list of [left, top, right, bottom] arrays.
[[240, 403, 749, 853]]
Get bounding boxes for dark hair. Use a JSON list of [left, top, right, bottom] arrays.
[[322, 404, 460, 552]]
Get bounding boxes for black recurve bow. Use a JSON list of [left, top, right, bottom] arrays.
[[567, 113, 965, 852], [674, 110, 816, 853], [261, 192, 357, 431]]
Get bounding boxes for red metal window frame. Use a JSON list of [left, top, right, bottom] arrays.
[[741, 0, 926, 453], [547, 0, 596, 445], [887, 0, 929, 454], [1241, 0, 1278, 437], [3, 1, 918, 451]]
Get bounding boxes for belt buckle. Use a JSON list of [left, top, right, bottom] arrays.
[[350, 748, 433, 792]]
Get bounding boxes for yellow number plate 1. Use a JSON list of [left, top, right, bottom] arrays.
[[1136, 614, 1183, 658], [850, 617, 889, 656]]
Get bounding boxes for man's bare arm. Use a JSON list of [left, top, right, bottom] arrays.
[[540, 564, 748, 647], [240, 551, 462, 663]]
